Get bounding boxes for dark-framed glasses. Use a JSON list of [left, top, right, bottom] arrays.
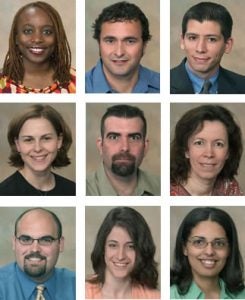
[[16, 235, 60, 246], [188, 236, 228, 250]]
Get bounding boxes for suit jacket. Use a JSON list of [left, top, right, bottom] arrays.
[[170, 58, 245, 94]]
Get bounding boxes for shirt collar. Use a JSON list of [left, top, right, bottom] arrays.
[[185, 61, 219, 94], [15, 263, 56, 299]]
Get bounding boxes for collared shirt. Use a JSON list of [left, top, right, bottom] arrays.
[[185, 62, 218, 94], [171, 279, 245, 299], [85, 59, 160, 93], [86, 163, 160, 196], [0, 262, 75, 300]]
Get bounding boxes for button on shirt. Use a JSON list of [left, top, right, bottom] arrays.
[[85, 59, 160, 93], [185, 62, 218, 94], [0, 262, 75, 300], [170, 279, 245, 299]]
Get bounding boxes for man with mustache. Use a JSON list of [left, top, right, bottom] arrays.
[[0, 208, 75, 299], [85, 1, 160, 93], [171, 2, 245, 94], [86, 104, 160, 196]]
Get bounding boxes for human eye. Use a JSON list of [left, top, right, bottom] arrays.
[[42, 135, 53, 141], [129, 134, 142, 141], [43, 28, 53, 35], [193, 139, 204, 146], [215, 141, 225, 148], [192, 238, 206, 247], [127, 243, 135, 250], [107, 133, 119, 140], [104, 37, 115, 44], [126, 38, 137, 45], [213, 239, 227, 249], [18, 235, 32, 244], [186, 34, 197, 41], [207, 36, 218, 43], [108, 242, 117, 248], [22, 136, 34, 143], [23, 27, 33, 35], [39, 236, 54, 245]]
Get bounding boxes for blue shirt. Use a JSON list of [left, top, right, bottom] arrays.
[[0, 262, 75, 300], [185, 62, 219, 94], [85, 59, 160, 93]]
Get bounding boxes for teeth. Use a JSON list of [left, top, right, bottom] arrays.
[[201, 259, 215, 266], [28, 257, 42, 261], [30, 48, 44, 54], [114, 262, 127, 267]]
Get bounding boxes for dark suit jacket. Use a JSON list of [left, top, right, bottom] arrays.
[[170, 58, 245, 94]]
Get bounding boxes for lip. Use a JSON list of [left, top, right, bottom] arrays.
[[112, 59, 128, 64], [31, 155, 48, 161], [29, 47, 46, 55], [193, 56, 210, 63], [200, 259, 217, 268], [199, 163, 217, 169], [113, 262, 129, 268]]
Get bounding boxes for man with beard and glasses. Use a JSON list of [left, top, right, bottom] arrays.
[[0, 208, 75, 300], [86, 104, 160, 196], [85, 1, 160, 93]]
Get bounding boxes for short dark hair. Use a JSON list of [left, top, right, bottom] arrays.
[[92, 1, 151, 43], [15, 207, 63, 239], [88, 207, 159, 289], [182, 2, 233, 42], [3, 1, 72, 84], [170, 105, 243, 184], [171, 207, 244, 295], [100, 104, 147, 139], [8, 104, 73, 168]]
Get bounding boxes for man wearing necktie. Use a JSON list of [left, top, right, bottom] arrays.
[[0, 208, 75, 300], [171, 2, 245, 94]]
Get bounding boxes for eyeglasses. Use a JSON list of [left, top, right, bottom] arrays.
[[187, 237, 229, 250], [16, 235, 60, 246]]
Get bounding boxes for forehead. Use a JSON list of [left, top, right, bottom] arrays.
[[106, 226, 132, 241], [190, 120, 228, 139], [16, 210, 58, 236], [104, 116, 144, 133], [190, 220, 226, 237], [186, 19, 222, 36], [100, 20, 142, 38], [19, 117, 55, 134], [17, 6, 53, 26]]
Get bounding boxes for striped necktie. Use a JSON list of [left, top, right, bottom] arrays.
[[35, 285, 45, 300], [200, 80, 212, 94]]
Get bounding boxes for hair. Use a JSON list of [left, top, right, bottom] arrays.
[[15, 207, 63, 239], [2, 1, 72, 84], [171, 207, 244, 295], [182, 2, 233, 42], [100, 104, 147, 139], [88, 207, 158, 289], [8, 104, 73, 168], [170, 105, 243, 184], [92, 1, 151, 43]]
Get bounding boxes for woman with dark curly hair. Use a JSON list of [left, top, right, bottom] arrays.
[[171, 207, 245, 299], [0, 104, 75, 195], [0, 1, 75, 93], [86, 206, 160, 299], [170, 105, 243, 196]]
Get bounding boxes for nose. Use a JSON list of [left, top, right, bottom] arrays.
[[117, 246, 126, 260], [33, 140, 42, 152], [31, 31, 43, 43], [204, 242, 216, 255], [203, 144, 214, 158], [196, 38, 207, 53], [114, 41, 125, 57], [120, 137, 129, 152], [30, 240, 41, 252]]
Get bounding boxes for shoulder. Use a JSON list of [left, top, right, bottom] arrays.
[[214, 178, 243, 196], [53, 173, 76, 195], [138, 169, 160, 196], [0, 262, 16, 280], [218, 67, 245, 93], [86, 171, 99, 196], [132, 284, 160, 299], [139, 65, 160, 93], [55, 267, 75, 281], [85, 60, 108, 93], [170, 182, 190, 196], [0, 172, 21, 195], [85, 280, 102, 299]]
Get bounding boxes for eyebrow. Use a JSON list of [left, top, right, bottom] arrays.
[[105, 132, 142, 137], [102, 35, 139, 40]]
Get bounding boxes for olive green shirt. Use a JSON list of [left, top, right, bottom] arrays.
[[171, 279, 245, 299], [86, 163, 160, 196]]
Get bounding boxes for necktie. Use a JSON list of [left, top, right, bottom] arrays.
[[35, 285, 45, 300], [200, 80, 212, 94]]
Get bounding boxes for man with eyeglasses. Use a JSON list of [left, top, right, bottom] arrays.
[[0, 208, 75, 300]]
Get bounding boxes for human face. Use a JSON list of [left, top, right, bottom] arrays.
[[97, 116, 149, 177], [99, 21, 146, 80], [183, 220, 230, 283], [13, 209, 64, 282], [15, 117, 63, 175], [104, 226, 136, 281], [185, 120, 229, 183], [181, 20, 233, 78], [16, 7, 55, 67]]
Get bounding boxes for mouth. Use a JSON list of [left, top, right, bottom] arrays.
[[193, 56, 210, 63], [29, 47, 46, 55], [200, 259, 217, 268], [31, 155, 48, 162], [199, 163, 217, 170], [113, 262, 129, 268]]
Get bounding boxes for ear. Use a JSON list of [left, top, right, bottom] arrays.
[[15, 138, 20, 152], [59, 236, 64, 253], [12, 236, 16, 251], [96, 137, 103, 156], [185, 150, 190, 159], [143, 138, 149, 157], [224, 37, 233, 54], [183, 245, 188, 256], [142, 42, 148, 56], [57, 134, 63, 150], [180, 34, 185, 50]]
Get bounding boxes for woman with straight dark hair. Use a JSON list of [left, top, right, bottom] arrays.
[[171, 105, 243, 196], [0, 1, 75, 93], [0, 104, 75, 196], [86, 207, 160, 299], [171, 207, 245, 299]]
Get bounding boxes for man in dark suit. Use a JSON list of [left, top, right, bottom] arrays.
[[171, 2, 245, 94]]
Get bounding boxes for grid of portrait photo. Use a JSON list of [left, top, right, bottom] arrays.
[[0, 0, 245, 299]]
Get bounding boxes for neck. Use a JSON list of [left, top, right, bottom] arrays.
[[104, 165, 137, 195], [19, 168, 55, 191], [102, 274, 132, 299], [194, 276, 220, 299], [186, 60, 219, 80], [103, 65, 139, 93], [184, 175, 216, 196]]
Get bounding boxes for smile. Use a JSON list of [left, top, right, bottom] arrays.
[[31, 155, 47, 161], [29, 47, 45, 55], [200, 259, 217, 268], [113, 262, 128, 268]]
